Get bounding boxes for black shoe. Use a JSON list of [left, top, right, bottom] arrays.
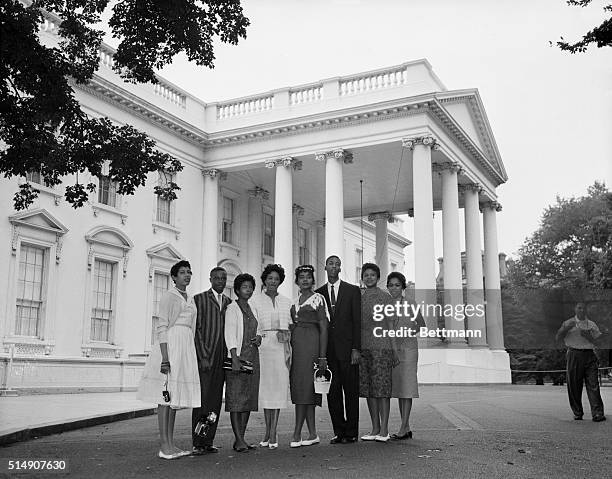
[[192, 446, 207, 455], [573, 415, 583, 420], [391, 431, 413, 440], [330, 435, 343, 444], [341, 436, 357, 444], [203, 445, 219, 453], [592, 415, 606, 422]]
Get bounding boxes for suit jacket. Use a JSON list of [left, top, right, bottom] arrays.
[[193, 289, 231, 370], [316, 281, 361, 361]]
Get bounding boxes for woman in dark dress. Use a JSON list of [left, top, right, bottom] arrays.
[[224, 273, 261, 452], [289, 265, 328, 448], [359, 263, 399, 443]]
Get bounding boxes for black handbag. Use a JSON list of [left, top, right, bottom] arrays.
[[222, 358, 254, 374]]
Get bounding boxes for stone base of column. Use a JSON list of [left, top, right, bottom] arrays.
[[417, 349, 511, 384]]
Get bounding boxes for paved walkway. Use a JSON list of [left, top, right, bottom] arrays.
[[0, 385, 610, 478], [0, 392, 155, 445]]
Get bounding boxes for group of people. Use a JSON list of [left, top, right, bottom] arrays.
[[137, 256, 423, 459]]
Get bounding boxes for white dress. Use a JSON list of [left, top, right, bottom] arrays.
[[137, 288, 201, 409], [251, 292, 291, 409]]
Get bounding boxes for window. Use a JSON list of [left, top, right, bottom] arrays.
[[91, 259, 115, 342], [15, 245, 46, 337], [26, 170, 43, 185], [263, 212, 274, 256], [98, 175, 117, 207], [156, 171, 173, 224], [151, 272, 170, 345], [222, 196, 234, 244], [355, 248, 363, 284], [298, 227, 309, 265]]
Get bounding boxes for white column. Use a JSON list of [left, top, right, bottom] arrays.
[[368, 212, 391, 287], [316, 220, 326, 285], [403, 136, 437, 334], [246, 187, 268, 278], [437, 162, 464, 343], [293, 204, 304, 268], [201, 169, 219, 287], [266, 158, 298, 297], [462, 184, 487, 347], [483, 200, 504, 350], [316, 149, 352, 262]]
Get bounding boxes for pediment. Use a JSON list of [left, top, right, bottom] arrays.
[[146, 243, 183, 261], [85, 226, 133, 250], [436, 90, 508, 182], [9, 208, 68, 235]]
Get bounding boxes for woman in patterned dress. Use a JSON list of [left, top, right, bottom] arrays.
[[289, 265, 329, 448], [359, 263, 399, 443], [137, 260, 201, 460], [224, 273, 261, 453], [251, 264, 292, 449]]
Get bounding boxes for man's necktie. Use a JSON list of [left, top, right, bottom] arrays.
[[330, 284, 336, 314]]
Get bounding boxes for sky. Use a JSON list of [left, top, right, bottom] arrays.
[[150, 0, 612, 261]]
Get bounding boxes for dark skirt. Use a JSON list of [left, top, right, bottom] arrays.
[[359, 349, 394, 398], [224, 345, 260, 412], [290, 323, 321, 406]]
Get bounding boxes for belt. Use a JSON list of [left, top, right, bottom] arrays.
[[171, 323, 192, 329]]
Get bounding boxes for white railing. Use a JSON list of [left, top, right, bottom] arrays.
[[216, 95, 275, 120], [290, 84, 323, 105], [39, 10, 187, 109], [339, 66, 408, 96]]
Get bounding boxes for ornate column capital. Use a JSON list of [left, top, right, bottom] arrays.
[[292, 203, 305, 216], [480, 200, 502, 212], [459, 182, 483, 194], [316, 219, 326, 227], [265, 157, 302, 170], [202, 168, 219, 178], [315, 148, 354, 164], [248, 186, 270, 201], [367, 211, 394, 223], [433, 161, 462, 174], [401, 135, 440, 150]]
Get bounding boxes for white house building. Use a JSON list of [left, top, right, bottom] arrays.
[[0, 12, 510, 394]]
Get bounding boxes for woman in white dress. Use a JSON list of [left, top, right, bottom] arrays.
[[137, 260, 200, 460], [251, 264, 292, 449]]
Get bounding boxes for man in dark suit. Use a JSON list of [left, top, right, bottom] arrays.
[[192, 267, 231, 454], [316, 255, 362, 444]]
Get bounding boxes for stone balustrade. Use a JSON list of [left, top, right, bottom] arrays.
[[339, 65, 409, 96], [216, 94, 275, 119], [290, 84, 323, 105]]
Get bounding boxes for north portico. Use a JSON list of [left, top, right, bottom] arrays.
[[197, 60, 509, 383], [0, 15, 510, 390]]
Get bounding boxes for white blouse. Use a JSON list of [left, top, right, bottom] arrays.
[[251, 292, 292, 331], [224, 301, 261, 357]]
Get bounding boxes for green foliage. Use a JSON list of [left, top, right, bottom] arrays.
[[0, 0, 249, 210], [508, 182, 612, 289], [554, 1, 612, 53]]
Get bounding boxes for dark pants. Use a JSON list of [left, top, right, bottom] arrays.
[[192, 357, 225, 447], [566, 349, 604, 418], [327, 352, 360, 438]]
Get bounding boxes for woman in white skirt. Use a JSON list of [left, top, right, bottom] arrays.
[[251, 264, 292, 449], [137, 260, 200, 459]]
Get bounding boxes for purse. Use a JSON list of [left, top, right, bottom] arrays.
[[222, 358, 254, 374]]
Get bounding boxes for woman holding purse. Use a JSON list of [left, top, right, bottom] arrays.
[[251, 264, 292, 449], [137, 260, 200, 459], [224, 273, 262, 452]]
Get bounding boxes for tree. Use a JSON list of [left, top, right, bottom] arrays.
[[0, 0, 249, 210], [554, 1, 612, 53], [505, 182, 612, 382], [508, 182, 612, 289]]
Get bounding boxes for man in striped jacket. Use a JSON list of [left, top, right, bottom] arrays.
[[192, 267, 232, 454]]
